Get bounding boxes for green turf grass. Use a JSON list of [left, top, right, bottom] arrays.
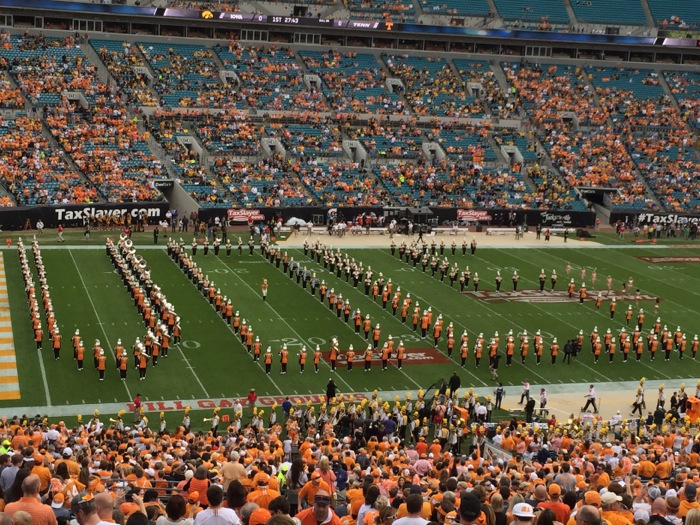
[[3, 240, 700, 414]]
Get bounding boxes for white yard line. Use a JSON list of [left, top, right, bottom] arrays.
[[68, 250, 133, 400], [163, 252, 284, 396], [214, 254, 359, 394]]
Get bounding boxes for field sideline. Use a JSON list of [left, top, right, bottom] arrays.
[[3, 228, 700, 428]]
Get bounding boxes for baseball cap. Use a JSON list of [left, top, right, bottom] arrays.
[[311, 471, 322, 480], [63, 447, 73, 457], [71, 492, 95, 509], [255, 472, 270, 485], [188, 491, 199, 503], [51, 493, 65, 509], [314, 490, 331, 505], [249, 508, 271, 525], [548, 483, 561, 496], [600, 492, 622, 505], [409, 484, 422, 494], [647, 486, 661, 500], [512, 503, 535, 518], [459, 492, 482, 521], [584, 491, 602, 507]]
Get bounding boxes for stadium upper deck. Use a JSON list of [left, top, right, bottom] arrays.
[[0, 0, 698, 216]]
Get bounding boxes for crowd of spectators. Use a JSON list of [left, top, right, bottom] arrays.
[[5, 385, 700, 525], [502, 62, 606, 128], [213, 155, 315, 207], [346, 120, 424, 160], [2, 32, 700, 212], [299, 160, 388, 206], [0, 115, 98, 206], [215, 44, 325, 112], [382, 55, 477, 118], [139, 43, 236, 109], [265, 118, 343, 159], [0, 73, 24, 109], [301, 50, 404, 116], [92, 41, 158, 107], [45, 103, 165, 203], [3, 34, 107, 106], [664, 71, 700, 129]]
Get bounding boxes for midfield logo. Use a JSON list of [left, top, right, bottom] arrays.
[[323, 347, 451, 365], [464, 289, 658, 303]]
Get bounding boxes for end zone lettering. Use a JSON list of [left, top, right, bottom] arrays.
[[638, 256, 700, 263], [55, 207, 162, 221], [126, 393, 367, 413]]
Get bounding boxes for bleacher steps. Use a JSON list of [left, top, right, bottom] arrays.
[[558, 111, 580, 131], [484, 0, 500, 21], [639, 0, 655, 28], [315, 0, 345, 20], [487, 136, 510, 166], [134, 66, 153, 82], [143, 133, 180, 180], [490, 61, 512, 96], [79, 42, 112, 85], [562, 0, 579, 27], [658, 75, 681, 111]]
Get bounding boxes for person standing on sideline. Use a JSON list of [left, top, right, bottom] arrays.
[[57, 224, 64, 243], [494, 383, 505, 409], [326, 379, 337, 403], [539, 388, 548, 415], [247, 388, 258, 416], [153, 226, 159, 244], [582, 384, 598, 413], [519, 379, 530, 404]]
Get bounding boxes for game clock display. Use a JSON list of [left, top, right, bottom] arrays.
[[267, 16, 333, 26]]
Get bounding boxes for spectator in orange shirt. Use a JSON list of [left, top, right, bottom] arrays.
[[298, 471, 331, 508]]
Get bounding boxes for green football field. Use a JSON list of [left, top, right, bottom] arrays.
[[3, 229, 700, 428]]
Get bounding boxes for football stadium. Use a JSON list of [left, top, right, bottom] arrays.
[[0, 0, 698, 521]]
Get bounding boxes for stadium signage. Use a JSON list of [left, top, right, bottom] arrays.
[[54, 205, 162, 221], [539, 211, 573, 227], [636, 213, 700, 225], [457, 210, 492, 222], [227, 208, 265, 222]]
